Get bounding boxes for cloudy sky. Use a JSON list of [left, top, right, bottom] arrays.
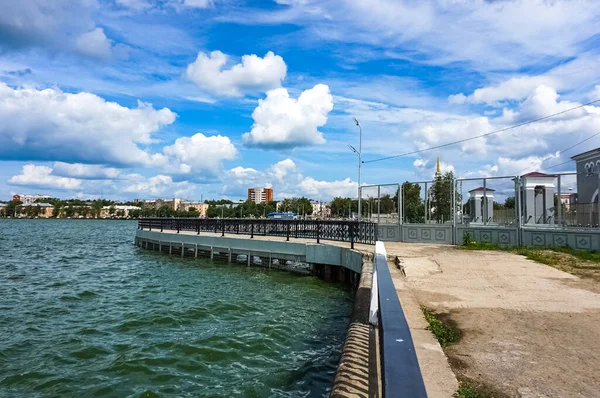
[[1, 0, 600, 202]]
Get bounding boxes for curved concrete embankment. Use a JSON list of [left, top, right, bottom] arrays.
[[135, 229, 363, 274]]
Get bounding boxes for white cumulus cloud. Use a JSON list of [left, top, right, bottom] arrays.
[[0, 83, 176, 166], [186, 50, 287, 97], [52, 162, 122, 180], [9, 164, 82, 190], [299, 177, 357, 200], [75, 27, 114, 58], [123, 174, 193, 197], [160, 133, 238, 178], [243, 84, 333, 148]]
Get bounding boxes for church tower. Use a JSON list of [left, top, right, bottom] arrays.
[[435, 156, 442, 178]]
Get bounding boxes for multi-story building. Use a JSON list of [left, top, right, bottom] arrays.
[[248, 188, 273, 204], [310, 200, 331, 218], [18, 203, 55, 218], [100, 205, 141, 218], [179, 201, 209, 217], [12, 194, 51, 205]]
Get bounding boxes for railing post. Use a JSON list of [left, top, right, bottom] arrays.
[[149, 219, 152, 231], [317, 222, 320, 244], [295, 220, 298, 239], [177, 218, 180, 233], [221, 220, 225, 237], [350, 223, 355, 249], [251, 222, 254, 239], [374, 222, 378, 243], [264, 220, 267, 236], [214, 219, 218, 234], [286, 222, 290, 241], [196, 219, 199, 235]]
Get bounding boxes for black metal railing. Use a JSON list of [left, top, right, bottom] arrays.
[[138, 218, 376, 247]]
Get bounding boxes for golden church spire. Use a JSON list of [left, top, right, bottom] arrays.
[[435, 156, 442, 178]]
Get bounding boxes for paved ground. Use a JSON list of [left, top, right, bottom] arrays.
[[384, 242, 600, 398]]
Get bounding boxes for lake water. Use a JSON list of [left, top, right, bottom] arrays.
[[0, 220, 353, 397]]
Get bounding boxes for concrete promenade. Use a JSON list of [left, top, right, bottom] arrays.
[[386, 242, 600, 397]]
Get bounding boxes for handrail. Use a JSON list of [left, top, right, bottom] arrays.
[[138, 218, 377, 247], [373, 241, 427, 397]]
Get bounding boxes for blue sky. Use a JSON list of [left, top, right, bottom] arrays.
[[1, 0, 600, 202]]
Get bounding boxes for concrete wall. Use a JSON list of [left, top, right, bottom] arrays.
[[377, 223, 600, 250], [456, 226, 519, 247], [377, 224, 453, 244], [521, 228, 600, 250]]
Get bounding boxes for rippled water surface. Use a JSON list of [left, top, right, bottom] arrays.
[[0, 220, 353, 397]]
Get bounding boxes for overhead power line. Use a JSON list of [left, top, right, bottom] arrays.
[[363, 98, 600, 164], [540, 159, 575, 172], [517, 130, 600, 174]]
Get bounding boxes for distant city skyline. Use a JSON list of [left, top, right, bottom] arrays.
[[1, 1, 599, 202]]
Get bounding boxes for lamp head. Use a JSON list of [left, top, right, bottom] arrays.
[[353, 117, 359, 126], [348, 144, 358, 153]]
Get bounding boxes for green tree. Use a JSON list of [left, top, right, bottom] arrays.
[[401, 182, 424, 223], [157, 205, 173, 217], [504, 197, 515, 209], [6, 200, 22, 218], [64, 206, 76, 218], [330, 197, 356, 218], [430, 172, 455, 223], [278, 197, 313, 216], [91, 201, 103, 218], [130, 209, 141, 218]]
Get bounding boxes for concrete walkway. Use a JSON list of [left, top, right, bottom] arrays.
[[384, 242, 600, 397]]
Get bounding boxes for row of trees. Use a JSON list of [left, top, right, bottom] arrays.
[[206, 200, 278, 218]]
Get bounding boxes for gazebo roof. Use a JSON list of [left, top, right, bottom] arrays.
[[469, 187, 495, 193], [522, 172, 555, 178]]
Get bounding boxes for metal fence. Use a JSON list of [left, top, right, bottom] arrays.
[[358, 172, 600, 249], [138, 218, 377, 246]]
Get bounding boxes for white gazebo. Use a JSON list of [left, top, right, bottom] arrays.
[[468, 187, 495, 224], [520, 172, 555, 225]]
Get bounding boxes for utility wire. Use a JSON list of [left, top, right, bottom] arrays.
[[363, 98, 600, 164], [516, 130, 600, 174], [540, 159, 575, 172]]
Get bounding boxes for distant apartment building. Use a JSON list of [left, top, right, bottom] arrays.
[[179, 201, 209, 217], [136, 198, 182, 210], [248, 188, 273, 204], [134, 198, 207, 217], [556, 192, 577, 211], [12, 194, 51, 205], [100, 205, 141, 218], [18, 203, 55, 218], [311, 201, 331, 218]]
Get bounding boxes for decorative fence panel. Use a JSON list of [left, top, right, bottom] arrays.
[[401, 224, 453, 244]]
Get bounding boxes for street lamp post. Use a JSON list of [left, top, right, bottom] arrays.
[[348, 118, 362, 222]]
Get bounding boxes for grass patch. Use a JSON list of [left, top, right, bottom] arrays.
[[458, 241, 600, 277], [421, 306, 461, 347], [454, 382, 488, 398]]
